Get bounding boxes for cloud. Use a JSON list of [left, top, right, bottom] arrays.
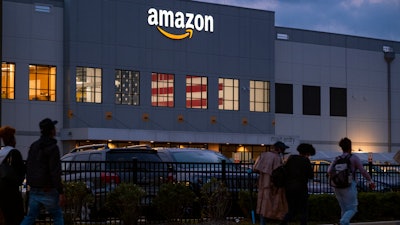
[[341, 0, 400, 9], [195, 0, 400, 41]]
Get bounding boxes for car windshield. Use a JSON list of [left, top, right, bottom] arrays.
[[170, 151, 231, 163]]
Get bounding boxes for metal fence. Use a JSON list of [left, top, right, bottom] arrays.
[[30, 161, 399, 224]]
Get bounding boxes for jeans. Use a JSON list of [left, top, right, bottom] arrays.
[[334, 181, 358, 225], [20, 188, 64, 225], [260, 216, 267, 225], [281, 191, 309, 225]]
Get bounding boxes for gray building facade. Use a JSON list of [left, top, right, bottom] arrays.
[[2, 0, 400, 161]]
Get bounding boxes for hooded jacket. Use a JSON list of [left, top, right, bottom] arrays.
[[26, 136, 64, 194]]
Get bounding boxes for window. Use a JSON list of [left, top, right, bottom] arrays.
[[29, 64, 56, 101], [218, 78, 239, 110], [250, 80, 270, 112], [151, 72, 174, 107], [330, 87, 347, 117], [115, 69, 140, 105], [275, 83, 293, 114], [186, 75, 207, 109], [76, 67, 102, 103], [1, 62, 15, 99], [303, 85, 320, 115]]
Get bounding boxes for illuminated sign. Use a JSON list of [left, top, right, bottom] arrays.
[[147, 8, 214, 40]]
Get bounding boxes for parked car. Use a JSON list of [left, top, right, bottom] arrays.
[[360, 163, 400, 191], [61, 144, 168, 217], [309, 159, 333, 193], [156, 148, 257, 194], [310, 159, 398, 193]]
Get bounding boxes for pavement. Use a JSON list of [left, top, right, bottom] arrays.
[[350, 222, 400, 225], [320, 221, 400, 225]]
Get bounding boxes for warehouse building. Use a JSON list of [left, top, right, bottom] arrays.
[[2, 0, 400, 161]]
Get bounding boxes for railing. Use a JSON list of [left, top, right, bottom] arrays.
[[30, 161, 399, 224]]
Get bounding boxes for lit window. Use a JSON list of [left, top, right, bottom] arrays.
[[186, 75, 207, 109], [250, 80, 270, 112], [1, 62, 15, 99], [115, 69, 140, 105], [29, 64, 56, 101], [76, 67, 102, 103], [218, 78, 239, 110], [151, 72, 174, 107]]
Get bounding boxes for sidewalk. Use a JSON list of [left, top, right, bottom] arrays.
[[320, 221, 400, 225], [350, 221, 400, 225]]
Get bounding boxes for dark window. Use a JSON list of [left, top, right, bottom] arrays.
[[330, 87, 347, 116], [303, 85, 320, 115], [275, 83, 293, 114]]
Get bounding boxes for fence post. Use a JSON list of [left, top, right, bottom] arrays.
[[132, 157, 137, 183], [221, 160, 226, 182], [368, 161, 373, 177]]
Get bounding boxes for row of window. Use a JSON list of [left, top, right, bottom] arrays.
[[1, 62, 346, 116]]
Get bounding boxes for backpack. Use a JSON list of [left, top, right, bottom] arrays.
[[0, 148, 18, 186], [329, 154, 353, 188], [271, 164, 286, 187]]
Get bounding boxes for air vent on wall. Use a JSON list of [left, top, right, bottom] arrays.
[[277, 33, 289, 40], [35, 4, 51, 13]]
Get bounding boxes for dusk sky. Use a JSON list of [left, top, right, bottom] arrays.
[[195, 0, 400, 42]]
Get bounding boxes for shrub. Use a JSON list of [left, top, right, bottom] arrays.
[[308, 192, 400, 223], [308, 194, 340, 222], [105, 183, 146, 225], [152, 182, 197, 222], [237, 190, 257, 219], [63, 181, 94, 224], [200, 178, 232, 221]]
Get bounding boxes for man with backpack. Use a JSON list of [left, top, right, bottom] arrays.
[[328, 137, 375, 225]]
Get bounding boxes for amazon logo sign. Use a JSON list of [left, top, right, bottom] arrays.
[[147, 8, 214, 40]]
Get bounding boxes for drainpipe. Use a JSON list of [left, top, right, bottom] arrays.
[[383, 46, 395, 152]]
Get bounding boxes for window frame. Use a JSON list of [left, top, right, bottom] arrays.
[[1, 62, 15, 99], [76, 66, 102, 103], [151, 72, 174, 107], [186, 75, 208, 109], [218, 77, 239, 111], [250, 80, 270, 112], [29, 64, 56, 102], [115, 69, 140, 105]]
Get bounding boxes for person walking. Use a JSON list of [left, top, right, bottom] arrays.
[[0, 126, 26, 225], [328, 137, 375, 225], [280, 143, 315, 225], [253, 141, 289, 225], [21, 118, 65, 225]]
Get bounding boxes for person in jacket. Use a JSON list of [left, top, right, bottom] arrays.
[[328, 137, 375, 225], [21, 118, 65, 225], [280, 143, 315, 225], [0, 126, 26, 225], [253, 141, 289, 225]]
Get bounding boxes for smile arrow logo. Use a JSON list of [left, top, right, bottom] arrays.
[[156, 26, 193, 40]]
